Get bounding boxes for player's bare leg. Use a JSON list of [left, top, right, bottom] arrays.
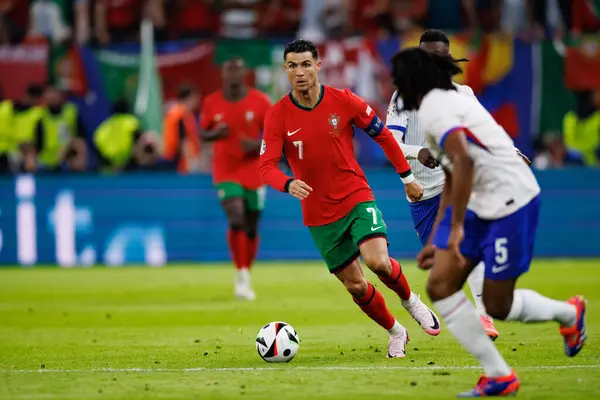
[[222, 198, 255, 300], [482, 277, 585, 357], [360, 237, 441, 336], [427, 250, 518, 397], [335, 258, 408, 358], [467, 262, 499, 341], [244, 210, 261, 270]]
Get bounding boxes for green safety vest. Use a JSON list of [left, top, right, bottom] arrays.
[[563, 111, 600, 165], [94, 114, 140, 169], [38, 103, 78, 167], [13, 106, 44, 145], [0, 100, 15, 154]]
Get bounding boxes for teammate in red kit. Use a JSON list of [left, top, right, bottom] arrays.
[[259, 39, 441, 358], [201, 58, 271, 300]]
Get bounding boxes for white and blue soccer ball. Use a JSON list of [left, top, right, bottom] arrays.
[[255, 321, 300, 363]]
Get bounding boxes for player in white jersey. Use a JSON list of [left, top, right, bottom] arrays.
[[386, 30, 499, 340], [390, 48, 587, 397]]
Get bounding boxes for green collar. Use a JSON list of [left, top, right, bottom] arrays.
[[289, 85, 324, 111]]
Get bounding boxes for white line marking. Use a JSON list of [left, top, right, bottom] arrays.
[[2, 365, 599, 374]]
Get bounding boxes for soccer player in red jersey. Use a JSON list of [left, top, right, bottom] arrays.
[[200, 58, 272, 300], [259, 39, 441, 358]]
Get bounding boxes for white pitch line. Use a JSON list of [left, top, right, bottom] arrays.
[[2, 365, 599, 374]]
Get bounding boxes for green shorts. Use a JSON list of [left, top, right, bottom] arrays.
[[308, 201, 387, 273], [216, 182, 266, 212]]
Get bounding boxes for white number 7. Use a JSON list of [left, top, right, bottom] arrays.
[[293, 141, 303, 160], [366, 207, 378, 225]]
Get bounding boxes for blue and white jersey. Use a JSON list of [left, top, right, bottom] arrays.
[[419, 88, 540, 220], [386, 82, 475, 202]]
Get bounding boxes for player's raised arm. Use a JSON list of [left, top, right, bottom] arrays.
[[387, 94, 438, 169], [199, 99, 228, 142], [346, 90, 423, 201]]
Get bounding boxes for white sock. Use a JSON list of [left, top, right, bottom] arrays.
[[401, 292, 418, 308], [387, 320, 405, 336], [506, 289, 577, 326], [434, 290, 511, 378], [467, 262, 488, 317]]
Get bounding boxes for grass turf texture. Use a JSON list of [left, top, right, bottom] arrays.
[[0, 260, 599, 399]]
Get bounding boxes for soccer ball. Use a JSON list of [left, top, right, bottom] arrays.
[[255, 321, 299, 363]]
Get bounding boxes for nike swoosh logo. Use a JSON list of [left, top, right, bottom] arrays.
[[371, 226, 383, 231], [429, 310, 440, 330], [287, 128, 301, 136], [491, 265, 509, 274]]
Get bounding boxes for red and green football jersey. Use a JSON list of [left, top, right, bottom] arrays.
[[259, 85, 412, 226]]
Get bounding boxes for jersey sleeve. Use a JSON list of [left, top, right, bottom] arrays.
[[386, 93, 422, 160], [259, 107, 292, 192], [199, 98, 212, 131], [420, 92, 464, 148], [345, 89, 414, 182]]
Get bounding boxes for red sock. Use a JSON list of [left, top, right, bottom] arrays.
[[243, 234, 259, 270], [227, 229, 244, 270], [353, 282, 396, 330], [377, 258, 412, 300]]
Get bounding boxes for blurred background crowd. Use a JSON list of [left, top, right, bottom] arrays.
[[0, 0, 599, 175]]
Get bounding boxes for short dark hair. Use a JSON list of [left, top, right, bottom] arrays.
[[177, 84, 196, 101], [420, 29, 450, 45], [26, 84, 45, 99], [112, 98, 130, 114], [283, 39, 319, 61], [391, 47, 463, 110]]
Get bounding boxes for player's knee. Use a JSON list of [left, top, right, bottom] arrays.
[[363, 254, 391, 276], [343, 278, 369, 299], [426, 274, 459, 302], [228, 216, 246, 231], [483, 296, 512, 321]]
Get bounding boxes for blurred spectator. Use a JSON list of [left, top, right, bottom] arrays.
[[27, 0, 72, 44], [40, 86, 87, 172], [219, 0, 268, 39], [393, 0, 428, 32], [533, 133, 586, 169], [94, 0, 143, 45], [0, 0, 30, 44], [14, 84, 45, 173], [0, 88, 15, 173], [351, 0, 419, 37], [162, 85, 201, 173], [94, 99, 146, 172], [145, 0, 168, 41], [475, 0, 503, 33], [318, 0, 349, 39], [572, 0, 600, 34], [74, 0, 90, 44], [426, 0, 469, 31], [297, 0, 326, 42], [501, 0, 528, 36], [166, 0, 218, 39], [562, 90, 600, 166], [261, 0, 301, 37], [528, 0, 571, 39]]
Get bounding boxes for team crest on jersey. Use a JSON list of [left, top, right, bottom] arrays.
[[214, 113, 223, 122], [246, 111, 254, 121], [328, 113, 341, 137]]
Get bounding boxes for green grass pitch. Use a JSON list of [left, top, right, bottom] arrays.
[[0, 260, 599, 399]]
